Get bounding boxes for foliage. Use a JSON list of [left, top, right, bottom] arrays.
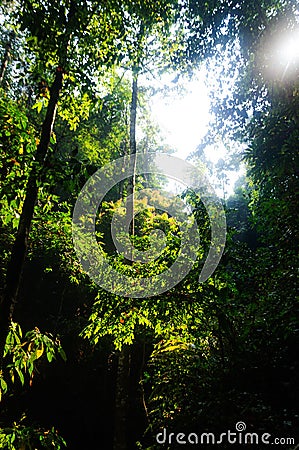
[[0, 322, 66, 401], [245, 91, 299, 250], [0, 91, 37, 230], [0, 0, 298, 448], [0, 322, 67, 449], [0, 419, 66, 450]]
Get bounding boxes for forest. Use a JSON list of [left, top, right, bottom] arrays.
[[0, 0, 298, 449]]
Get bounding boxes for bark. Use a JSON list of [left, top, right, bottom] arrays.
[[126, 71, 138, 251], [142, 142, 150, 188], [0, 67, 64, 360], [0, 42, 11, 86], [113, 69, 138, 450], [0, 31, 16, 86]]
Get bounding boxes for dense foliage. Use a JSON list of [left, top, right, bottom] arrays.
[[0, 0, 298, 449]]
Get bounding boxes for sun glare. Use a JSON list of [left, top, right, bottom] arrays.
[[263, 27, 299, 80], [277, 30, 299, 65]]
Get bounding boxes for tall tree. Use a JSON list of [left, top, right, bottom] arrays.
[[0, 0, 139, 356], [0, 32, 13, 86]]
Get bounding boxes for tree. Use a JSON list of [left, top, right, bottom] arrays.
[[1, 0, 298, 447], [0, 0, 176, 357]]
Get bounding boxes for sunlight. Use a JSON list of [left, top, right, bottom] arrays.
[[263, 27, 299, 80], [277, 30, 299, 66], [149, 72, 243, 198], [150, 73, 210, 160]]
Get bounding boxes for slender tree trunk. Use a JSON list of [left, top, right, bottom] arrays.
[[142, 139, 150, 188], [0, 31, 15, 87], [126, 70, 138, 250], [113, 69, 138, 450], [0, 67, 64, 360], [0, 41, 11, 86]]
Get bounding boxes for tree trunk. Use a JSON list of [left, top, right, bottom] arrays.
[[126, 70, 138, 252], [0, 35, 13, 86], [113, 69, 138, 450], [0, 67, 64, 359]]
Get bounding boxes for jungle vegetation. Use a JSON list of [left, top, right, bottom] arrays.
[[0, 0, 298, 449]]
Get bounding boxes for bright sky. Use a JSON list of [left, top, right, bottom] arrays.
[[149, 72, 210, 159], [147, 25, 299, 198], [148, 71, 244, 198]]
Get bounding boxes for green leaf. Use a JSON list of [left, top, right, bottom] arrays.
[[46, 350, 53, 362], [50, 132, 56, 144], [32, 100, 43, 113], [20, 116, 28, 130], [15, 367, 25, 385], [0, 377, 7, 393], [58, 347, 67, 362]]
